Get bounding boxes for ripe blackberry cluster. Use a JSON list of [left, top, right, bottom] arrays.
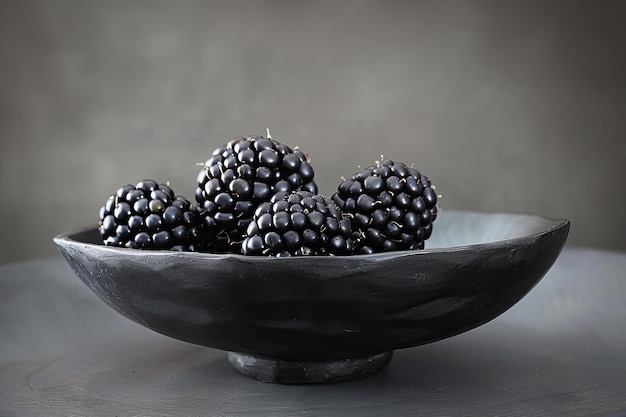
[[195, 133, 318, 252], [332, 159, 438, 254], [242, 191, 353, 256], [98, 180, 209, 251], [97, 130, 439, 256]]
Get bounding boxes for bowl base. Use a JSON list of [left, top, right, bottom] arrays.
[[227, 351, 393, 384]]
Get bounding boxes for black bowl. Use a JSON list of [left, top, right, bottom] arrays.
[[53, 210, 569, 384]]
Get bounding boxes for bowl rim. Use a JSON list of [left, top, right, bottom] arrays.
[[53, 210, 570, 262]]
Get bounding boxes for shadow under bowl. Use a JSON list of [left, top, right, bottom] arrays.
[[53, 210, 569, 384]]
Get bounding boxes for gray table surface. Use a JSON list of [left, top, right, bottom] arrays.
[[1, 247, 625, 417]]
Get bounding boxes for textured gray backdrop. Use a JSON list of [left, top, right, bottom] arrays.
[[1, 0, 625, 264]]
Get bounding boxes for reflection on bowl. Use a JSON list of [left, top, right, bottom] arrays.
[[54, 210, 569, 384]]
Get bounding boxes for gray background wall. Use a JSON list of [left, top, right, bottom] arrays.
[[1, 0, 624, 264]]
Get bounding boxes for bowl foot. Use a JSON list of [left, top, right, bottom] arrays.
[[227, 351, 393, 384]]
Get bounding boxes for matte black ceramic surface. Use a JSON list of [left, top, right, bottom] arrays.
[[227, 351, 394, 384], [53, 211, 569, 383]]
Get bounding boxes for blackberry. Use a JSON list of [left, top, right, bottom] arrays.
[[332, 159, 438, 254], [98, 180, 210, 251], [242, 191, 353, 256], [196, 131, 318, 252]]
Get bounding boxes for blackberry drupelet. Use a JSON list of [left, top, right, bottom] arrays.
[[332, 159, 438, 254], [196, 132, 318, 252], [98, 180, 210, 251], [242, 191, 353, 256]]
